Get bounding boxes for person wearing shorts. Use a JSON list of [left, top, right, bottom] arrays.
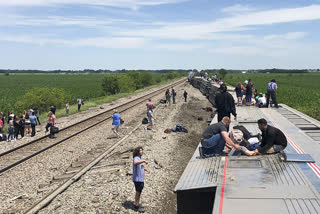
[[132, 147, 150, 213], [147, 110, 155, 128], [111, 109, 121, 138]]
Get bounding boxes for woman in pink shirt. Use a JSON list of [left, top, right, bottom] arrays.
[[45, 111, 56, 138]]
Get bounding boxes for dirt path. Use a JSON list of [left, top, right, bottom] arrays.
[[39, 81, 211, 214]]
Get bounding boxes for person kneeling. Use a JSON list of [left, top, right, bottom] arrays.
[[200, 117, 241, 157], [253, 118, 287, 155]]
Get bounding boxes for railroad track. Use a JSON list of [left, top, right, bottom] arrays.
[[0, 78, 186, 175]]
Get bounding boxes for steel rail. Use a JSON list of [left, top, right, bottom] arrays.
[[0, 78, 186, 174]]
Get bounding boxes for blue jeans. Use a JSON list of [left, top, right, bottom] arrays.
[[201, 134, 226, 155], [246, 94, 252, 103]]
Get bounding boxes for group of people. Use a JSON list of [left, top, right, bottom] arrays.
[[200, 79, 285, 157], [200, 116, 287, 157], [235, 79, 279, 108], [0, 110, 40, 142], [165, 88, 188, 104]]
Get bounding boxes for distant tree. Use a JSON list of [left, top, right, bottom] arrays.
[[15, 88, 68, 113], [140, 72, 154, 87], [101, 75, 120, 95], [118, 74, 136, 93], [126, 71, 143, 89], [218, 68, 228, 79], [4, 72, 9, 76]]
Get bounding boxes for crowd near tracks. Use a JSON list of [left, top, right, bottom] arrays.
[[0, 78, 186, 175]]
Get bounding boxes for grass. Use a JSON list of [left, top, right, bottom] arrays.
[[223, 73, 320, 121], [37, 77, 183, 122]]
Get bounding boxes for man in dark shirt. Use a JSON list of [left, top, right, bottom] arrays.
[[245, 80, 252, 105], [214, 84, 237, 122], [200, 117, 241, 155], [254, 118, 287, 154]]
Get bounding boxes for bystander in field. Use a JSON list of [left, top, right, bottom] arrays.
[[77, 98, 84, 112], [66, 103, 70, 116]]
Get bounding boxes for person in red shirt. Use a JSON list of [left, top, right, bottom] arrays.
[[45, 111, 56, 139], [146, 99, 154, 112], [0, 118, 3, 133]]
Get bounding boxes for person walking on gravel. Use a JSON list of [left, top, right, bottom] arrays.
[[147, 109, 155, 129], [172, 88, 177, 104], [29, 112, 37, 137], [132, 147, 150, 213], [45, 111, 56, 139], [183, 90, 188, 102], [165, 89, 171, 105], [111, 109, 121, 138], [146, 99, 154, 112]]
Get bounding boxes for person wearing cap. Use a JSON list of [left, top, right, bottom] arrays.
[[214, 84, 237, 122], [111, 109, 121, 138], [253, 118, 287, 154], [266, 79, 278, 108]]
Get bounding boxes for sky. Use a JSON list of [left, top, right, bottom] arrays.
[[0, 0, 320, 70]]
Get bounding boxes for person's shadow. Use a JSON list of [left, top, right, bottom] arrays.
[[122, 200, 136, 211]]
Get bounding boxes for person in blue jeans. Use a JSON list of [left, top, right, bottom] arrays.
[[132, 147, 150, 213], [200, 117, 241, 156], [111, 109, 121, 138]]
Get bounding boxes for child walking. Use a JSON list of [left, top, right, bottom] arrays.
[[7, 121, 15, 142], [132, 147, 150, 213]]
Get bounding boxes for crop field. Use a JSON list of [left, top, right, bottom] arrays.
[[0, 74, 104, 113], [224, 73, 320, 121], [0, 72, 183, 117]]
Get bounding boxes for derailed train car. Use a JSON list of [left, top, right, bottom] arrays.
[[189, 76, 219, 107]]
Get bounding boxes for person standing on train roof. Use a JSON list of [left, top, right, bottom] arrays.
[[214, 84, 237, 122]]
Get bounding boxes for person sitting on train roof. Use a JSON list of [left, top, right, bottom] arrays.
[[256, 93, 267, 108], [253, 118, 287, 155], [200, 117, 241, 156]]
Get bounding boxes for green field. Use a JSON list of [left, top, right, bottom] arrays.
[[223, 73, 320, 121], [0, 74, 104, 113], [0, 72, 183, 120]]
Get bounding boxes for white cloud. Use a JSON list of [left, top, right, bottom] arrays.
[[153, 43, 205, 51], [118, 5, 320, 40], [0, 35, 147, 48], [0, 0, 189, 9], [263, 32, 307, 40], [0, 15, 126, 28], [221, 4, 256, 14]]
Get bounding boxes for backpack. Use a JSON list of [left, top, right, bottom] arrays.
[[233, 125, 251, 140], [230, 129, 244, 144], [50, 126, 59, 134], [142, 118, 148, 124], [175, 124, 182, 132]]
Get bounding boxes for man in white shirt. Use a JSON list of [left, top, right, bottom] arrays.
[[266, 79, 278, 108], [257, 93, 267, 108]]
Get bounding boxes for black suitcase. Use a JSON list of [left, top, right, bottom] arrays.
[[50, 126, 59, 134]]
